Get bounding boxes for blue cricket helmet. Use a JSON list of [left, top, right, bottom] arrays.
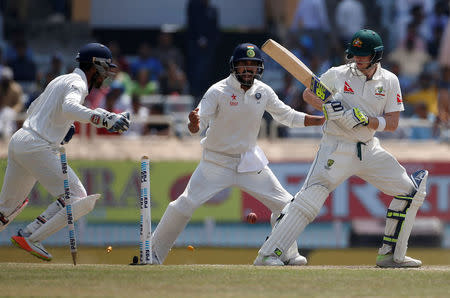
[[229, 43, 264, 86], [76, 43, 117, 77]]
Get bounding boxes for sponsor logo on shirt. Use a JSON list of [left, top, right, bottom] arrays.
[[344, 81, 354, 94], [397, 93, 403, 104], [230, 94, 238, 106]]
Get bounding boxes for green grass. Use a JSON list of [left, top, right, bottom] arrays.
[[0, 263, 449, 297]]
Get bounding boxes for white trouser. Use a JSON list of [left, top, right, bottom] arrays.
[[0, 128, 86, 216], [151, 150, 296, 263], [258, 135, 415, 258], [304, 135, 413, 194]]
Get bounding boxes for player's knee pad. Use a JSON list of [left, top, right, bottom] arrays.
[[291, 185, 329, 223], [29, 194, 101, 242], [382, 170, 428, 262]]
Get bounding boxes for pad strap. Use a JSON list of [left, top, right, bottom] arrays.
[[382, 195, 413, 246], [0, 212, 8, 225]]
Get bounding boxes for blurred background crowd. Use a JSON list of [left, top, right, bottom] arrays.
[[0, 0, 449, 141]]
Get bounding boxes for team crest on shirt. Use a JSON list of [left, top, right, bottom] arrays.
[[255, 92, 261, 103], [396, 94, 403, 104], [230, 94, 238, 106], [374, 86, 385, 99], [325, 159, 334, 169]]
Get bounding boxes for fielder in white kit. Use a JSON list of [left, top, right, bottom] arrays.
[[0, 43, 130, 261], [151, 43, 325, 265], [255, 29, 428, 267]]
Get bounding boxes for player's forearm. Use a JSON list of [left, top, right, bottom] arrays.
[[303, 89, 324, 111], [368, 112, 399, 132], [304, 115, 325, 126]]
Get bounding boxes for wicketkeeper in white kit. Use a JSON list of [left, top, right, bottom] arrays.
[[255, 29, 428, 268], [151, 43, 325, 265], [0, 43, 130, 261]]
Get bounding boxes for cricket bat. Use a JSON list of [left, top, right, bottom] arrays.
[[261, 39, 333, 102]]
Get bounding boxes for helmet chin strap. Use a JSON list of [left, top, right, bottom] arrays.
[[365, 62, 377, 70]]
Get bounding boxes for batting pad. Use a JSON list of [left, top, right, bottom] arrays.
[[29, 194, 100, 242], [270, 204, 301, 262], [151, 202, 191, 264], [394, 170, 428, 262], [380, 170, 428, 262], [258, 185, 329, 258], [0, 199, 29, 232]]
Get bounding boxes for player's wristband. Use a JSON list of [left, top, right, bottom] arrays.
[[376, 117, 386, 131]]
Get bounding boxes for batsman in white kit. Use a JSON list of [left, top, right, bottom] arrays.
[[0, 43, 130, 261], [150, 43, 325, 265], [255, 29, 428, 268]]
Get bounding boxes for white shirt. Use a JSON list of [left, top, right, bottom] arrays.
[[320, 63, 404, 142], [23, 68, 94, 144], [196, 75, 306, 154]]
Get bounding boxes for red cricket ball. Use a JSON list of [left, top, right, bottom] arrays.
[[246, 212, 257, 224]]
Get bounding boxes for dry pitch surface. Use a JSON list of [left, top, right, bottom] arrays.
[[0, 263, 449, 297]]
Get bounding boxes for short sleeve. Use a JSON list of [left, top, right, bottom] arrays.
[[384, 75, 404, 113]]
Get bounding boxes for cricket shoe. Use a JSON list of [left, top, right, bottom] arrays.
[[253, 254, 284, 266], [284, 254, 307, 266], [11, 231, 52, 261], [376, 253, 421, 268]]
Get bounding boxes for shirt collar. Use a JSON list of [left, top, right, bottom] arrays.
[[350, 63, 382, 80], [226, 74, 242, 90], [226, 74, 258, 93], [371, 63, 382, 80], [74, 68, 88, 89]]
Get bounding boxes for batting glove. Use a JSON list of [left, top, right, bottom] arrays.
[[341, 108, 369, 129], [322, 101, 344, 120]]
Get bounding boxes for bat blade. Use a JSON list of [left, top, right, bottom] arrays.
[[261, 39, 333, 102]]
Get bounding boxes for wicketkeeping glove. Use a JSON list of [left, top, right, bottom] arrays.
[[341, 108, 369, 129], [90, 108, 131, 133], [322, 100, 344, 120]]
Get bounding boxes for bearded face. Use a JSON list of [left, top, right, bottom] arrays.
[[234, 60, 262, 86]]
